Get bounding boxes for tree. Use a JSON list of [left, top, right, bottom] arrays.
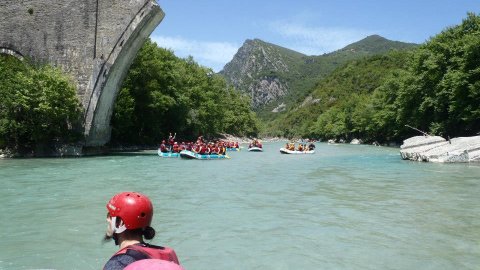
[[393, 12, 480, 137], [0, 55, 82, 152], [110, 39, 259, 145]]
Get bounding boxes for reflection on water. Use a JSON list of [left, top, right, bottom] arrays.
[[0, 143, 479, 269]]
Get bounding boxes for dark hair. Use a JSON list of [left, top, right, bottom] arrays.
[[143, 226, 155, 240], [122, 226, 155, 240]]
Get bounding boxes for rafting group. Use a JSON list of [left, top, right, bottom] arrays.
[[158, 133, 239, 159], [247, 139, 263, 152], [279, 142, 316, 154], [158, 133, 318, 159]]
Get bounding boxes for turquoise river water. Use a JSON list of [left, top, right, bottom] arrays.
[[0, 142, 479, 270]]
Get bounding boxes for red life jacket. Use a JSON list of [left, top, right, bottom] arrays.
[[160, 144, 167, 152], [113, 243, 180, 265]]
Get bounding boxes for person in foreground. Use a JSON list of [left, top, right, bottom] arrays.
[[124, 259, 185, 270], [103, 191, 181, 270]]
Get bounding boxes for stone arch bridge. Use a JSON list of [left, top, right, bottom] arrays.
[[0, 0, 164, 151]]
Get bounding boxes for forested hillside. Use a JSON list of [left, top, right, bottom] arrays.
[[110, 39, 259, 146], [220, 35, 418, 120], [265, 13, 480, 143], [264, 50, 412, 141]]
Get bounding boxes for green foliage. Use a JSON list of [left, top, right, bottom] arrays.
[[267, 13, 480, 143], [266, 50, 412, 141], [374, 12, 480, 140], [0, 55, 82, 151], [110, 39, 259, 145]]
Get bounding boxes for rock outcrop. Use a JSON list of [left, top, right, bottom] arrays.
[[220, 39, 296, 108], [400, 135, 480, 162], [272, 103, 286, 113]]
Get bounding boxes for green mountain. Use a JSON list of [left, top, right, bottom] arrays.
[[264, 13, 480, 142], [219, 39, 306, 109], [264, 50, 413, 139], [219, 35, 418, 120]]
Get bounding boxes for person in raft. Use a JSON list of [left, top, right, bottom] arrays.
[[103, 191, 181, 270]]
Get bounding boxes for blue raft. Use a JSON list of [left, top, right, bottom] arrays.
[[179, 150, 229, 160], [157, 149, 180, 158]]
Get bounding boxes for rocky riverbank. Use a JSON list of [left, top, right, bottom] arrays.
[[219, 133, 286, 144], [400, 135, 480, 163]]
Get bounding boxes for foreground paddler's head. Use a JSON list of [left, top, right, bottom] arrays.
[[104, 191, 155, 245]]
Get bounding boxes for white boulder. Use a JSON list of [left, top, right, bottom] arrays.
[[400, 135, 480, 163], [350, 138, 362, 145]]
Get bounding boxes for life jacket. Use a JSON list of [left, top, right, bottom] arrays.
[[160, 144, 167, 152], [112, 243, 180, 265], [173, 144, 179, 152]]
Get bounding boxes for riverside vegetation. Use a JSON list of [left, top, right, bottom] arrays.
[[109, 39, 259, 146], [0, 13, 478, 155], [0, 56, 82, 155], [258, 13, 480, 144], [0, 40, 260, 155]]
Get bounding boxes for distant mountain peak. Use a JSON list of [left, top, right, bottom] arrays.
[[339, 35, 418, 53], [220, 35, 418, 110], [220, 38, 299, 108], [364, 34, 387, 40]]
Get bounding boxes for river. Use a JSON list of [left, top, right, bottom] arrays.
[[0, 142, 479, 270]]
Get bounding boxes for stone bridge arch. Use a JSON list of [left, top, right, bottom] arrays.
[[0, 47, 24, 60], [0, 0, 164, 150]]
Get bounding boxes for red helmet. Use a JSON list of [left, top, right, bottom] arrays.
[[107, 192, 153, 231]]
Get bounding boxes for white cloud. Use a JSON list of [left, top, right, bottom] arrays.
[[150, 35, 239, 72], [269, 21, 375, 55]]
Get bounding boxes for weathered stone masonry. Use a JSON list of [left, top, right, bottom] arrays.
[[0, 0, 164, 148]]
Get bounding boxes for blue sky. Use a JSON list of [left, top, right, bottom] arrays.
[[151, 0, 478, 72]]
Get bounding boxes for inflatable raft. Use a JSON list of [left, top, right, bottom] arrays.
[[248, 147, 263, 152], [279, 148, 315, 154], [179, 150, 229, 160], [158, 149, 180, 158]]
